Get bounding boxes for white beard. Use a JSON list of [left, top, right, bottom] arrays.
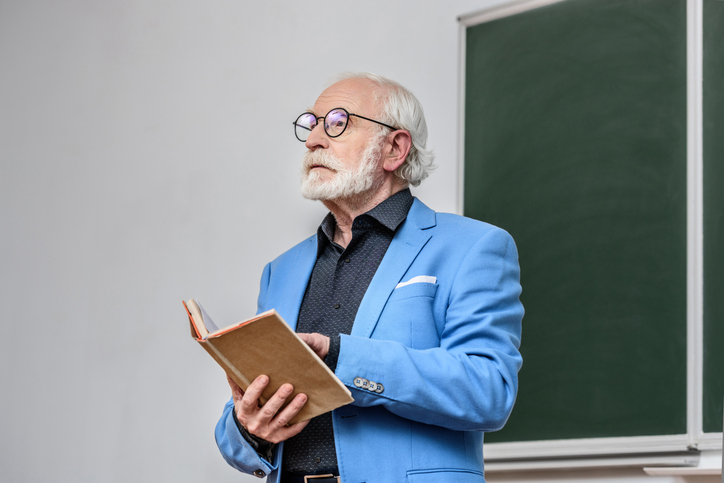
[[300, 134, 386, 201]]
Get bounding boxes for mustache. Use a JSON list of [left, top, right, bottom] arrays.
[[302, 149, 346, 172]]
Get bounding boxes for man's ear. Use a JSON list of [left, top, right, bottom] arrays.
[[382, 130, 412, 173]]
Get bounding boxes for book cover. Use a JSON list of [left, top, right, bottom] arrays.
[[183, 299, 353, 423]]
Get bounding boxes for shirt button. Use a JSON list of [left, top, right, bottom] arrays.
[[253, 469, 266, 478], [334, 303, 340, 309], [344, 258, 351, 263]]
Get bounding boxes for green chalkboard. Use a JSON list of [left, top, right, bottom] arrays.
[[464, 0, 688, 442], [703, 0, 724, 435]]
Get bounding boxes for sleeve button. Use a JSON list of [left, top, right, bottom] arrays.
[[375, 383, 384, 394], [253, 469, 266, 478]]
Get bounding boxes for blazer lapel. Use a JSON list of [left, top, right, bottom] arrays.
[[351, 199, 436, 338], [277, 236, 317, 331]]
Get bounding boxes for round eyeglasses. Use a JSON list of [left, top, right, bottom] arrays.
[[292, 107, 398, 142]]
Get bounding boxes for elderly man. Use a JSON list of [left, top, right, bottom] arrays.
[[215, 73, 523, 483]]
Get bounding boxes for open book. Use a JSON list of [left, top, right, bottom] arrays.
[[183, 299, 353, 423]]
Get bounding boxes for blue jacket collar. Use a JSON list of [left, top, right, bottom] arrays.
[[279, 197, 436, 334], [351, 198, 436, 338]]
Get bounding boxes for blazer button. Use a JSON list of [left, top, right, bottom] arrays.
[[252, 469, 266, 478], [375, 383, 384, 394]]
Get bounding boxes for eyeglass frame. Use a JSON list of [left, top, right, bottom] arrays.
[[292, 107, 399, 142]]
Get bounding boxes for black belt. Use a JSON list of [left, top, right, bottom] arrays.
[[280, 472, 340, 483]]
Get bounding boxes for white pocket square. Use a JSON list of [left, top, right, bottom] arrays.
[[395, 275, 437, 289]]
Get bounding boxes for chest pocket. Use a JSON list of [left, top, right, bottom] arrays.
[[371, 282, 440, 349]]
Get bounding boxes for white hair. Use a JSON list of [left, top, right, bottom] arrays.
[[331, 72, 436, 187]]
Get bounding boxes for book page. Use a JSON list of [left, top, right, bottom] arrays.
[[197, 301, 220, 335]]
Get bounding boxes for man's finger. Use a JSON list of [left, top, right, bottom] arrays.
[[272, 393, 308, 428], [258, 383, 295, 421], [297, 333, 320, 352], [226, 375, 245, 402], [268, 417, 311, 444], [297, 332, 330, 359], [238, 375, 269, 413]]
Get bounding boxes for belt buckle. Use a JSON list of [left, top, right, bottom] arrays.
[[303, 475, 340, 483]]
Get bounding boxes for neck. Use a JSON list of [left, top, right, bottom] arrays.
[[322, 180, 408, 248]]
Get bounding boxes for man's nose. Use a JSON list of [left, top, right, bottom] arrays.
[[305, 122, 329, 150]]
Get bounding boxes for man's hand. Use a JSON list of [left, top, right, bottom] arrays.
[[227, 374, 309, 444], [298, 332, 330, 360]]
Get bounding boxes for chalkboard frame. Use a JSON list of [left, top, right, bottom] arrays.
[[457, 0, 722, 465]]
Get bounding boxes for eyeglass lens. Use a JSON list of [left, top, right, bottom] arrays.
[[324, 109, 348, 137], [293, 109, 349, 142]]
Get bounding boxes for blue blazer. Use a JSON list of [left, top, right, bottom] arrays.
[[216, 198, 524, 483]]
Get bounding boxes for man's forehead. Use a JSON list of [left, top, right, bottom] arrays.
[[311, 78, 379, 115]]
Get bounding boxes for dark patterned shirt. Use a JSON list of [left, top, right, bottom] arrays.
[[282, 188, 414, 475]]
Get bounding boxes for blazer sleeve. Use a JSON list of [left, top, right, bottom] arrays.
[[215, 399, 281, 477], [214, 262, 280, 476], [334, 227, 524, 431]]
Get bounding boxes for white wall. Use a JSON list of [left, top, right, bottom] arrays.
[[0, 1, 717, 482]]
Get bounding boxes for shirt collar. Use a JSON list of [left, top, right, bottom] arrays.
[[365, 187, 414, 231], [317, 188, 414, 247]]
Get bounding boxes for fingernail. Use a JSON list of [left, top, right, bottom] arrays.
[[258, 375, 268, 384]]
